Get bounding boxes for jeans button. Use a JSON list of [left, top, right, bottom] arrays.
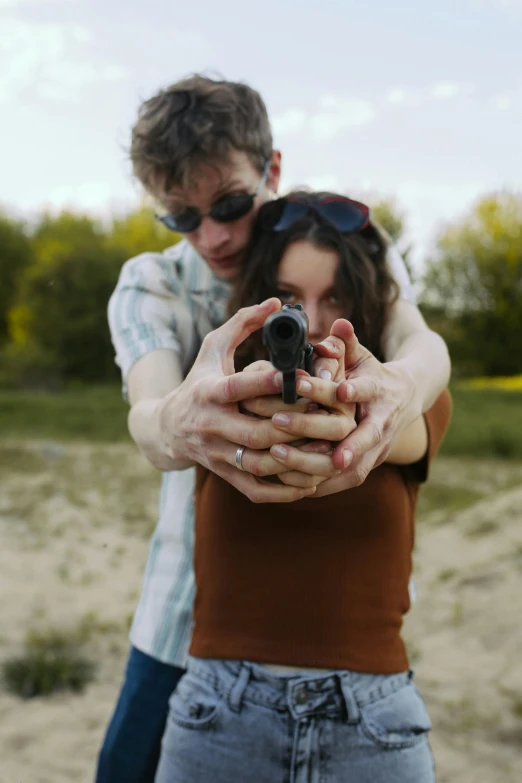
[[295, 685, 308, 705]]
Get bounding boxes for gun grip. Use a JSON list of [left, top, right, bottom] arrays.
[[282, 370, 297, 404], [304, 343, 314, 376]]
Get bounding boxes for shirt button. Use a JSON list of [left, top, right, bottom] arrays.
[[295, 685, 308, 705]]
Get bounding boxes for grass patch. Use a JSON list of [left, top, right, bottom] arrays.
[[442, 696, 497, 733], [511, 543, 522, 569], [417, 483, 486, 519], [509, 697, 522, 720], [437, 567, 459, 583], [0, 385, 128, 442], [75, 610, 123, 642], [1, 441, 159, 546], [464, 518, 500, 538], [1, 628, 96, 699], [0, 445, 45, 474], [0, 384, 521, 460], [451, 599, 464, 626], [404, 639, 422, 665], [441, 387, 522, 459]]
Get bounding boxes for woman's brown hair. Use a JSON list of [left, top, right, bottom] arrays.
[[228, 192, 400, 369]]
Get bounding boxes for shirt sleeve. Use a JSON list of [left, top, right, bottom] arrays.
[[404, 389, 453, 484], [385, 243, 417, 305], [107, 251, 187, 391]]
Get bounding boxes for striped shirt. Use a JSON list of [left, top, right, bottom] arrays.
[[108, 238, 416, 666]]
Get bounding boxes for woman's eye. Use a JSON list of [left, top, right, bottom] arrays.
[[276, 290, 295, 303], [328, 294, 341, 305]]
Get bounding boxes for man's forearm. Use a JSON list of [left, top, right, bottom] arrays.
[[388, 328, 451, 414], [128, 397, 195, 472]]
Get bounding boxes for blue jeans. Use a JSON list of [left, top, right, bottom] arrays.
[[96, 646, 185, 783], [155, 657, 436, 783]]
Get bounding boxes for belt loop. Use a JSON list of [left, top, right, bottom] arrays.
[[339, 674, 360, 724], [227, 663, 251, 713]]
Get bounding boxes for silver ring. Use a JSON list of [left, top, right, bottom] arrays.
[[235, 445, 247, 471]]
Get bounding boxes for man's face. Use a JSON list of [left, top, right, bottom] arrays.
[[152, 151, 281, 280]]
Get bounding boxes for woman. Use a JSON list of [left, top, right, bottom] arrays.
[[155, 193, 452, 783]]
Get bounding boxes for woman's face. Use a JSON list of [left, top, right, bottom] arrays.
[[276, 240, 345, 344]]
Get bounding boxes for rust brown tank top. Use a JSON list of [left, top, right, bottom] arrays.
[[190, 390, 452, 673]]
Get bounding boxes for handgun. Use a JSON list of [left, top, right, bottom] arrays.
[[262, 304, 314, 404]]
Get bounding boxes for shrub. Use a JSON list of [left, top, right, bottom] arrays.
[[1, 628, 96, 699]]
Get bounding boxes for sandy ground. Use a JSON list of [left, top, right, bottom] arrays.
[[0, 441, 521, 783]]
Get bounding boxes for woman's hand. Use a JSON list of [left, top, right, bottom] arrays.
[[237, 336, 358, 487], [267, 336, 357, 480], [237, 361, 340, 487]]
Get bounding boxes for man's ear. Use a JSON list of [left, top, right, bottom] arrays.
[[269, 150, 282, 194]]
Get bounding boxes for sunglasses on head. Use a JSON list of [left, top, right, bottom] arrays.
[[264, 195, 370, 234], [156, 160, 271, 234]]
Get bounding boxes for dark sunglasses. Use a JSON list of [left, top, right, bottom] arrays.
[[265, 195, 370, 233], [156, 160, 271, 234]]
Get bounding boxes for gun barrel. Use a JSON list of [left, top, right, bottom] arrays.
[[262, 305, 312, 403]]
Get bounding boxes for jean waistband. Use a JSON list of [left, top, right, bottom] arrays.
[[187, 657, 412, 723]]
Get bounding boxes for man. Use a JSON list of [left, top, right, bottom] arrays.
[[96, 75, 450, 782]]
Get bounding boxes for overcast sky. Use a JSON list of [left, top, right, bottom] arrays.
[[1, 0, 521, 266]]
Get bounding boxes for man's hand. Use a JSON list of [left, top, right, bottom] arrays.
[[264, 332, 358, 486], [156, 298, 320, 503], [311, 319, 419, 496], [239, 360, 339, 488]]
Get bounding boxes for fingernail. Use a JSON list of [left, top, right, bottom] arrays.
[[297, 379, 312, 393], [273, 413, 290, 426], [344, 383, 355, 400], [274, 372, 282, 388], [343, 449, 353, 468], [319, 369, 332, 381], [324, 341, 339, 354], [303, 487, 317, 496], [271, 445, 288, 459]]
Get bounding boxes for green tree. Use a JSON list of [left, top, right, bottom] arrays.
[[0, 212, 33, 345], [106, 204, 179, 258], [2, 205, 180, 388], [7, 212, 127, 384], [421, 191, 522, 376]]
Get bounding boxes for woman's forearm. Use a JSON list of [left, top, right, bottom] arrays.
[[385, 415, 427, 465]]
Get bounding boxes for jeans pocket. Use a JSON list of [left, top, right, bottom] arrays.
[[361, 683, 432, 750], [168, 671, 223, 731]]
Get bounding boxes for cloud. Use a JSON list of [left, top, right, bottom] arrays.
[[305, 174, 341, 192], [389, 179, 490, 264], [385, 87, 419, 106], [273, 95, 376, 142], [312, 95, 375, 140], [430, 81, 475, 99], [46, 181, 114, 210], [0, 18, 127, 104], [494, 93, 513, 110], [383, 81, 478, 113], [272, 108, 307, 137], [16, 180, 134, 216]]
